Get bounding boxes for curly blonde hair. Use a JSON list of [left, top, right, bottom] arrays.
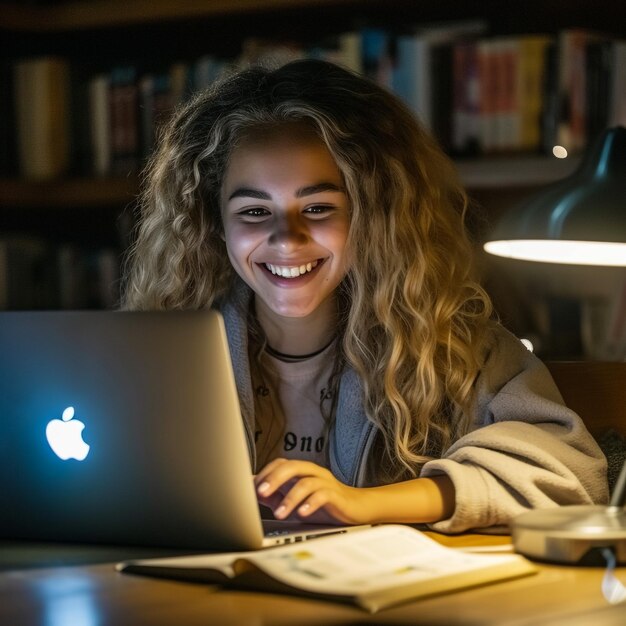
[[123, 59, 493, 479]]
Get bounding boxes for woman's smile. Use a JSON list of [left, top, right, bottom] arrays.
[[260, 258, 323, 279]]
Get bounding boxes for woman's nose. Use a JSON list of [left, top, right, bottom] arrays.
[[268, 213, 309, 251]]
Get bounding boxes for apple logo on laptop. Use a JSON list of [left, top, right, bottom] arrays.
[[45, 406, 90, 461]]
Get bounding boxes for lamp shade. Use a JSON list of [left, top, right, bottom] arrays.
[[484, 126, 626, 266]]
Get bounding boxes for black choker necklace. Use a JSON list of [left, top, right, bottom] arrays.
[[265, 338, 335, 362]]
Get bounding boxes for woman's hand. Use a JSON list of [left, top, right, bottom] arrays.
[[254, 458, 456, 526], [254, 458, 375, 525]]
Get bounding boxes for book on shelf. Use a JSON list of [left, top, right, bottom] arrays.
[[109, 66, 140, 176], [238, 38, 305, 71], [57, 245, 121, 310], [330, 31, 363, 75], [168, 62, 193, 111], [477, 38, 500, 153], [429, 43, 455, 152], [67, 63, 94, 177], [541, 40, 560, 155], [139, 72, 171, 160], [554, 29, 608, 153], [192, 55, 229, 91], [476, 35, 553, 154], [0, 60, 17, 176], [117, 524, 536, 613], [452, 41, 481, 155], [517, 36, 553, 152], [13, 56, 70, 180], [0, 236, 52, 310], [89, 74, 112, 177], [608, 41, 626, 128], [361, 27, 394, 89], [308, 30, 363, 75], [91, 248, 120, 309], [585, 40, 612, 144], [569, 36, 626, 150], [392, 20, 486, 133]]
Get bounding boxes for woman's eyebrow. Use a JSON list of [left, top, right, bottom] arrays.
[[296, 182, 345, 197], [227, 182, 345, 202], [228, 187, 271, 201]]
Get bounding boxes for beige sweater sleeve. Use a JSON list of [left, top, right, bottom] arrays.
[[421, 326, 609, 534]]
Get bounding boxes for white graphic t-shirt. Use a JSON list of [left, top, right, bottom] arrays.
[[252, 342, 336, 471]]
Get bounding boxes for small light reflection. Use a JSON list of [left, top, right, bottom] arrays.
[[35, 574, 100, 626], [601, 548, 626, 605], [520, 338, 534, 353], [552, 145, 568, 159]]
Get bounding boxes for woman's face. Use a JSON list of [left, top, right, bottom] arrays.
[[220, 125, 350, 320]]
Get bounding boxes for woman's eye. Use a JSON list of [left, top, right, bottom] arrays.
[[305, 205, 332, 215], [240, 208, 270, 218]]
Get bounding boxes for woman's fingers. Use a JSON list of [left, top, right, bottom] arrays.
[[253, 459, 344, 520], [255, 459, 329, 497], [272, 476, 326, 519], [254, 457, 288, 487]]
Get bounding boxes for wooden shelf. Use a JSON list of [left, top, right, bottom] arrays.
[[455, 154, 581, 189], [0, 176, 139, 209], [0, 0, 370, 31], [2, 0, 624, 34], [0, 156, 581, 209]]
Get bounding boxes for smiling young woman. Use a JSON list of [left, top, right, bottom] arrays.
[[122, 60, 607, 533]]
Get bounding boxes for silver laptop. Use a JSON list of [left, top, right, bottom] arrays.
[[0, 310, 362, 551]]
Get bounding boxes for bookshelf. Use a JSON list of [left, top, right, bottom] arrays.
[[1, 0, 625, 350]]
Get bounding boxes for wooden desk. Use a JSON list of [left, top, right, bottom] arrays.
[[1, 533, 626, 626]]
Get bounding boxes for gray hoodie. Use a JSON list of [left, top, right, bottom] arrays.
[[220, 281, 608, 534]]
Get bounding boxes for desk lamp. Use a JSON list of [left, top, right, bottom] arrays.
[[484, 126, 626, 564], [484, 126, 626, 267]]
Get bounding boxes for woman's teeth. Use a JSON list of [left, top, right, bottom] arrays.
[[265, 260, 319, 278]]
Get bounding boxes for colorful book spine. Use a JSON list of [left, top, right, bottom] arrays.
[[556, 29, 606, 153], [109, 67, 139, 176], [452, 41, 481, 155], [477, 39, 499, 153], [518, 35, 553, 152]]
